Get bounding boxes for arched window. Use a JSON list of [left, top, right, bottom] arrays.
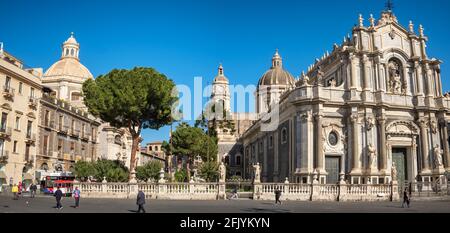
[[65, 49, 69, 56], [235, 154, 241, 166], [71, 49, 74, 56], [281, 128, 288, 144], [114, 135, 122, 145], [41, 163, 49, 171]]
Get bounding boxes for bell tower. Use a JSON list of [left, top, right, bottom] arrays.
[[211, 64, 231, 114]]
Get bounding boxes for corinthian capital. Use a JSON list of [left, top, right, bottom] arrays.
[[418, 117, 428, 127], [313, 112, 324, 120], [350, 114, 359, 123], [376, 115, 386, 124]]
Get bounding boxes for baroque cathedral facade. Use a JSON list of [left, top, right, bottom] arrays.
[[211, 9, 450, 185]]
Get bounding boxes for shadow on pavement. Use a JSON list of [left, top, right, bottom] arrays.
[[241, 208, 291, 213]]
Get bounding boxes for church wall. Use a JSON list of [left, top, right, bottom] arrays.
[[277, 120, 290, 182]]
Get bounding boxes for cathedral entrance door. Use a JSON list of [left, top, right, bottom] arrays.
[[325, 156, 340, 184], [392, 148, 408, 185]]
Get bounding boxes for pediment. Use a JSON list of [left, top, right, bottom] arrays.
[[373, 23, 413, 57], [386, 121, 419, 135]]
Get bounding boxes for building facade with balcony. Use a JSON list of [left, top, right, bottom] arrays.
[[36, 90, 100, 177], [0, 51, 42, 187]]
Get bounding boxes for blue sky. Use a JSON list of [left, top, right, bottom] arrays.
[[1, 0, 450, 144]]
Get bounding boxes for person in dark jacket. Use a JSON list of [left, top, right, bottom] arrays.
[[30, 183, 37, 198], [274, 188, 282, 205], [402, 187, 410, 208], [54, 187, 64, 210], [136, 190, 146, 213]]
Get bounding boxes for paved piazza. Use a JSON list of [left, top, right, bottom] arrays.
[[1, 195, 449, 213]]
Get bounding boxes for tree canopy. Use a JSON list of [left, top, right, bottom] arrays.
[[82, 67, 178, 180], [135, 160, 163, 182], [168, 123, 218, 162], [73, 159, 129, 182]]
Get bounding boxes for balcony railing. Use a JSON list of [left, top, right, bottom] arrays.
[[25, 133, 36, 144], [59, 125, 69, 134], [28, 96, 38, 108], [42, 149, 50, 157], [24, 154, 33, 165], [2, 85, 15, 98], [71, 129, 80, 137], [82, 133, 91, 140], [0, 150, 8, 164], [0, 127, 12, 139], [57, 151, 64, 159], [44, 120, 55, 129]]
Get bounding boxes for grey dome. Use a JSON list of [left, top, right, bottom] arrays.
[[258, 49, 295, 86]]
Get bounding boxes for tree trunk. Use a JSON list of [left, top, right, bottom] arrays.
[[186, 158, 191, 182], [129, 133, 140, 182]]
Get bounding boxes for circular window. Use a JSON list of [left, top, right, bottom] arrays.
[[328, 131, 338, 146]]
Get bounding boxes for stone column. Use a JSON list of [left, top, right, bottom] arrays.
[[419, 118, 431, 174], [350, 113, 361, 174], [377, 115, 388, 173], [274, 132, 279, 182], [415, 61, 424, 96], [350, 54, 358, 90], [315, 113, 325, 173], [363, 55, 371, 91], [424, 63, 434, 97], [435, 67, 442, 97], [440, 120, 450, 170]]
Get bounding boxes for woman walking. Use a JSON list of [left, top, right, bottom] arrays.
[[73, 187, 81, 208]]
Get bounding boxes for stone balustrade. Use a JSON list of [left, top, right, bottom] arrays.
[[74, 181, 221, 200], [254, 183, 398, 202], [73, 181, 401, 201]]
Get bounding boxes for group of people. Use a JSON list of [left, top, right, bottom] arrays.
[[11, 182, 37, 200], [52, 187, 81, 210]]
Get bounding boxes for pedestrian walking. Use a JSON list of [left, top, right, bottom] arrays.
[[402, 187, 410, 208], [18, 181, 23, 197], [73, 187, 81, 208], [136, 189, 146, 213], [54, 187, 64, 210], [30, 183, 37, 198], [275, 188, 282, 205], [12, 184, 19, 200], [230, 187, 239, 199]]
